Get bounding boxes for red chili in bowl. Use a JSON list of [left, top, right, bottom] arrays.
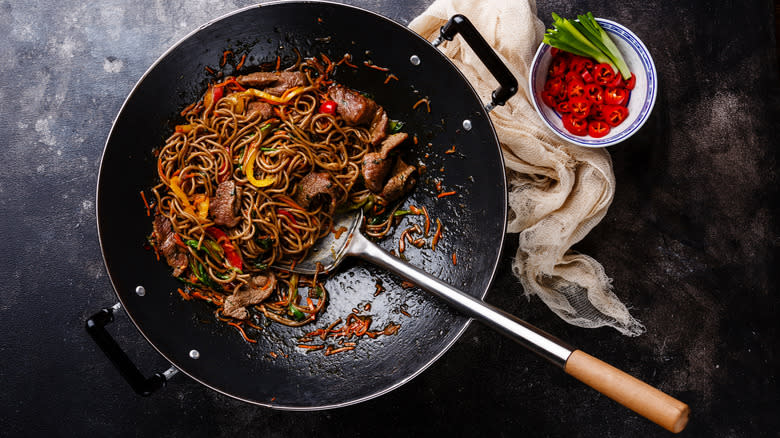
[[541, 50, 634, 137]]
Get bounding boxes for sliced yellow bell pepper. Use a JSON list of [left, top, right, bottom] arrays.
[[169, 175, 196, 216], [244, 146, 275, 188]]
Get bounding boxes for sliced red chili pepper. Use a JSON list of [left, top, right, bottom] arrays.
[[607, 73, 624, 88], [604, 105, 629, 127], [541, 91, 557, 108], [567, 78, 586, 99], [548, 55, 568, 77], [580, 69, 594, 84], [555, 100, 572, 113], [568, 56, 593, 73], [624, 74, 636, 90], [562, 113, 588, 136], [590, 103, 606, 121], [544, 76, 565, 98], [593, 63, 615, 85], [569, 97, 591, 120], [319, 100, 337, 114], [588, 120, 611, 138], [550, 47, 560, 57], [584, 84, 604, 104], [605, 87, 628, 106]]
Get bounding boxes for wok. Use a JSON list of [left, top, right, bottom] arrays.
[[90, 1, 511, 409], [88, 2, 688, 431]]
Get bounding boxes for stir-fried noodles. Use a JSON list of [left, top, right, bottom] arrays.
[[149, 54, 416, 328]]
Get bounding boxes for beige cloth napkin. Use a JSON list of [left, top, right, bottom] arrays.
[[410, 0, 644, 336]]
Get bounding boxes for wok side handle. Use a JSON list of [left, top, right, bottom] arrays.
[[85, 304, 178, 396], [433, 14, 518, 110]]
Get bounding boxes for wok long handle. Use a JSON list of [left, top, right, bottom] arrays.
[[433, 14, 518, 110], [85, 303, 178, 396], [347, 232, 689, 433]]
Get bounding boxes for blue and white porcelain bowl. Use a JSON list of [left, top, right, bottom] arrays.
[[529, 18, 657, 148]]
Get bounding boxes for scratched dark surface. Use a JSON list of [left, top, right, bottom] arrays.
[[0, 0, 777, 437]]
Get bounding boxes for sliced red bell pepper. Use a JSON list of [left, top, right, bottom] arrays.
[[206, 227, 243, 270]]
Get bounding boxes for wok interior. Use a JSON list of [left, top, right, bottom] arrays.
[[97, 2, 507, 408]]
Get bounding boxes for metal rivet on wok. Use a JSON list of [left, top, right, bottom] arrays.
[[462, 119, 472, 131], [409, 55, 421, 66], [135, 285, 146, 296], [189, 349, 200, 359]]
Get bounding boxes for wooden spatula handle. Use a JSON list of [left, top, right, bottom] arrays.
[[565, 350, 690, 433]]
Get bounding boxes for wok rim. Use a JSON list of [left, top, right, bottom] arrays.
[[95, 0, 508, 410]]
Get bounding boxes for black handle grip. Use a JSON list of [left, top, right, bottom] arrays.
[[85, 305, 169, 396], [437, 14, 518, 108]]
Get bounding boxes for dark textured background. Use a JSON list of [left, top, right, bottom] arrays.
[[0, 0, 777, 436]]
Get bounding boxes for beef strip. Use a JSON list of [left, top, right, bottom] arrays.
[[294, 172, 340, 215], [246, 101, 273, 120], [153, 215, 188, 276], [209, 181, 242, 227], [362, 132, 409, 193], [236, 71, 307, 96], [222, 273, 277, 320], [368, 108, 389, 145], [327, 84, 377, 125], [379, 159, 417, 202]]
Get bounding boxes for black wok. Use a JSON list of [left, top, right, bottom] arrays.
[[91, 1, 511, 408]]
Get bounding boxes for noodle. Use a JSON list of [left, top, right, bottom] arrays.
[[150, 55, 394, 327]]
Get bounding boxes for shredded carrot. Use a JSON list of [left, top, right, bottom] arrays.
[[337, 53, 358, 68], [374, 283, 384, 297], [140, 190, 151, 216], [445, 145, 456, 154], [399, 308, 411, 317], [435, 180, 442, 192], [452, 252, 458, 265], [177, 288, 191, 300], [333, 226, 347, 239], [409, 205, 422, 215], [421, 206, 430, 236], [275, 55, 281, 71], [297, 344, 325, 350], [363, 61, 390, 71], [269, 351, 278, 358], [173, 234, 187, 248], [221, 50, 233, 67], [437, 190, 456, 198], [384, 73, 399, 84], [413, 97, 431, 113], [432, 218, 443, 251], [236, 53, 247, 70], [364, 303, 371, 311], [228, 322, 257, 343], [324, 345, 356, 356], [204, 66, 215, 74], [413, 134, 418, 145], [400, 281, 415, 289]]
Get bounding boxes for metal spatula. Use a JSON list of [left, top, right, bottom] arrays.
[[276, 209, 690, 433]]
